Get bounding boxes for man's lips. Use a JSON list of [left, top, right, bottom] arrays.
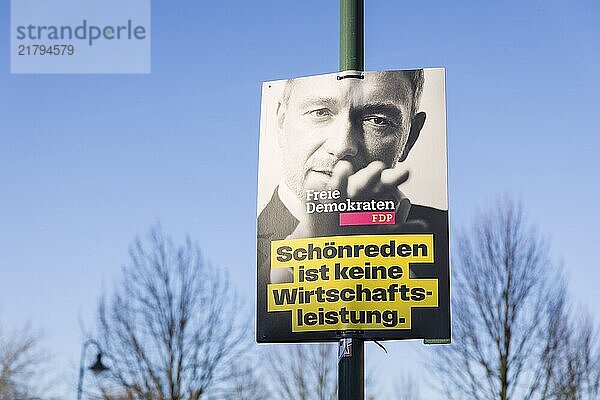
[[310, 169, 333, 177]]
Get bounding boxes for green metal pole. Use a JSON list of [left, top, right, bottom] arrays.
[[338, 336, 364, 400], [340, 0, 364, 71], [338, 1, 364, 399]]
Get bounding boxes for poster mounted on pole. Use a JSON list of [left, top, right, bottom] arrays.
[[256, 68, 450, 343]]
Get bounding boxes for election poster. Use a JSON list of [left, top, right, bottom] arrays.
[[256, 69, 450, 343]]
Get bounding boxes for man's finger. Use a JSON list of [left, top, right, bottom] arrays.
[[347, 160, 386, 198], [380, 168, 410, 187], [329, 160, 353, 198]]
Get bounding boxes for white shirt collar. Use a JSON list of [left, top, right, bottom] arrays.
[[278, 181, 305, 222]]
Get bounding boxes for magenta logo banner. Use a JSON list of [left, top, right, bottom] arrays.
[[339, 212, 396, 226]]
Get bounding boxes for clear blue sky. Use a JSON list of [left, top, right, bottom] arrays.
[[1, 0, 599, 398]]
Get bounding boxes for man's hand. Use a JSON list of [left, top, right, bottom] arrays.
[[289, 160, 412, 239]]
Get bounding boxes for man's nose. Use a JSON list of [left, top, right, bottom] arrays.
[[324, 117, 359, 160]]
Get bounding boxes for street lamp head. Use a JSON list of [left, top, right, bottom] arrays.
[[89, 352, 109, 374]]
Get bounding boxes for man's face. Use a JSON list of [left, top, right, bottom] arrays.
[[277, 71, 418, 198]]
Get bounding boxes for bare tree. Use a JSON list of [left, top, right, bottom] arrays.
[[218, 360, 270, 400], [432, 199, 600, 400], [392, 373, 421, 400], [263, 342, 387, 400], [535, 296, 600, 400], [0, 323, 47, 400], [94, 226, 248, 400], [265, 343, 337, 400]]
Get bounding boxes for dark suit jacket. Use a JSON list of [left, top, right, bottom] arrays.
[[256, 188, 450, 343]]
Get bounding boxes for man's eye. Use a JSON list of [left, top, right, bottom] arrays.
[[364, 116, 391, 127], [307, 108, 332, 118]]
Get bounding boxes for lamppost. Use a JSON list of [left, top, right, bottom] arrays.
[[338, 2, 365, 399], [76, 339, 109, 400]]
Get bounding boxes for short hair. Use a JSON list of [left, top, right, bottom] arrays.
[[280, 69, 425, 116], [404, 69, 424, 116]]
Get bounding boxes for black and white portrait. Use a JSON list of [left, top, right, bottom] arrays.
[[256, 69, 450, 342]]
